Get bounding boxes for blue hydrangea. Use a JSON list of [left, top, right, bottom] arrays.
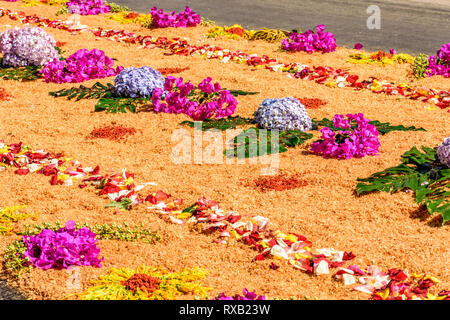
[[437, 136, 450, 168], [254, 97, 312, 131], [114, 66, 165, 98]]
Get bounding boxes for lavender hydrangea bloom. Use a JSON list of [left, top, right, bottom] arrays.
[[0, 27, 59, 67], [254, 97, 313, 131], [437, 136, 450, 168], [114, 66, 165, 98]]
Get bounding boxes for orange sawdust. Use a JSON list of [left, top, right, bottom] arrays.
[[0, 2, 448, 301], [158, 66, 190, 76], [0, 87, 12, 100], [297, 97, 328, 109], [87, 125, 137, 142], [243, 173, 309, 192], [121, 273, 161, 295]]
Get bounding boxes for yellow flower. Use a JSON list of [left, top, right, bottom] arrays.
[[177, 211, 192, 219]]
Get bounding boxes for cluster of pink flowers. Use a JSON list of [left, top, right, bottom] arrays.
[[41, 48, 123, 83], [66, 0, 110, 15], [150, 6, 201, 28], [22, 221, 103, 270], [152, 76, 238, 120], [282, 24, 337, 53], [311, 113, 380, 159], [426, 43, 450, 78], [215, 288, 266, 300]]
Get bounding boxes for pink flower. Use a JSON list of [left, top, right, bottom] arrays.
[[311, 113, 380, 159], [41, 49, 123, 83]]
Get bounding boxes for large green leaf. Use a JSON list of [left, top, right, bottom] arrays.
[[95, 97, 151, 113], [49, 82, 115, 100], [180, 116, 254, 131], [356, 146, 450, 224], [0, 64, 42, 81], [226, 128, 313, 159]]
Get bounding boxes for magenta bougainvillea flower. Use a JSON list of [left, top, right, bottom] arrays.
[[150, 6, 201, 28], [215, 288, 266, 300], [354, 43, 363, 50], [66, 0, 110, 15], [152, 76, 237, 120], [41, 48, 123, 83], [311, 113, 380, 159], [282, 25, 337, 53], [426, 43, 450, 78], [437, 43, 450, 61], [22, 220, 103, 270]]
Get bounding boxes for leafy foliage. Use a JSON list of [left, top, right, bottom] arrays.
[[0, 206, 35, 235], [49, 82, 257, 114], [106, 1, 131, 12], [227, 128, 313, 158], [18, 221, 161, 244], [413, 53, 430, 79], [356, 146, 450, 224], [104, 198, 133, 210], [3, 240, 31, 277], [312, 118, 426, 135], [49, 82, 115, 100], [54, 46, 66, 59], [180, 116, 253, 131], [95, 97, 152, 113], [224, 89, 259, 97], [0, 63, 42, 81]]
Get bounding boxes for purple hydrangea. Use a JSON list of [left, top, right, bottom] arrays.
[[41, 48, 123, 83], [0, 27, 59, 67], [437, 136, 450, 168], [152, 76, 237, 120], [311, 113, 380, 159], [254, 97, 313, 131], [66, 0, 111, 15], [114, 66, 165, 98], [22, 221, 103, 270], [215, 289, 266, 300], [282, 25, 337, 53], [150, 6, 201, 28]]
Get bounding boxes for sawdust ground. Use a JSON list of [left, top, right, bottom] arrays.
[[0, 2, 448, 300]]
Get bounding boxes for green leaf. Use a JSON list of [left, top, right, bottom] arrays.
[[224, 89, 259, 96], [356, 146, 449, 224], [95, 97, 151, 113], [0, 62, 42, 81], [180, 116, 254, 131], [182, 204, 198, 213], [226, 128, 313, 158], [49, 82, 115, 100], [105, 198, 133, 210], [368, 120, 426, 135]]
